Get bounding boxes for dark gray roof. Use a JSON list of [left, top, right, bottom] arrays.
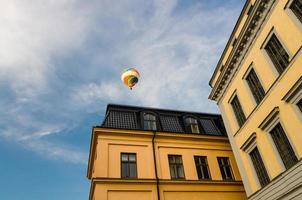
[[101, 104, 227, 136]]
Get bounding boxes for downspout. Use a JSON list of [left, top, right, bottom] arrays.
[[152, 131, 160, 200]]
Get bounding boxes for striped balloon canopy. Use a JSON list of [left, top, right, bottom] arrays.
[[121, 68, 140, 90]]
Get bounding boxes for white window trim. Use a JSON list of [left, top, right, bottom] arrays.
[[260, 27, 293, 77], [240, 132, 257, 153], [240, 133, 271, 189], [284, 0, 302, 32], [282, 76, 302, 104], [242, 62, 267, 107], [258, 107, 280, 132], [258, 107, 299, 171], [282, 76, 302, 121], [228, 90, 247, 131]]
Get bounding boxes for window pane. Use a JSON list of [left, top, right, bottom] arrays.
[[191, 124, 200, 133], [225, 167, 233, 179], [129, 154, 136, 161], [144, 114, 150, 120], [185, 117, 200, 133], [196, 166, 202, 178], [150, 121, 157, 130], [150, 115, 156, 120], [144, 120, 156, 130], [175, 156, 182, 164], [170, 165, 176, 179], [129, 163, 137, 178], [121, 163, 128, 178], [144, 121, 150, 130], [121, 154, 128, 161], [203, 166, 210, 179], [169, 156, 175, 163], [177, 165, 184, 178]]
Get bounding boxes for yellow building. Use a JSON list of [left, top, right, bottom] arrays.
[[209, 0, 302, 199], [87, 104, 246, 200]]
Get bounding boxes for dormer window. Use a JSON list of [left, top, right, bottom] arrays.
[[143, 113, 157, 130], [185, 117, 200, 133]]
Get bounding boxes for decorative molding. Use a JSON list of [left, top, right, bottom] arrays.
[[258, 107, 279, 131], [91, 177, 244, 185], [282, 76, 302, 103], [227, 89, 238, 103], [242, 62, 254, 80], [209, 0, 276, 102], [240, 132, 257, 153]]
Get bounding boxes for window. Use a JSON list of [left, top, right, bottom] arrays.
[[194, 156, 211, 180], [143, 113, 157, 130], [246, 68, 265, 104], [121, 153, 137, 178], [185, 117, 200, 133], [217, 157, 234, 181], [264, 34, 289, 74], [168, 155, 185, 179], [290, 0, 302, 23], [270, 123, 298, 169], [231, 95, 246, 127], [297, 98, 302, 112], [250, 147, 270, 187]]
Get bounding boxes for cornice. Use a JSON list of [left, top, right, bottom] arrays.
[[93, 127, 229, 141], [89, 178, 245, 199], [90, 177, 244, 185], [209, 0, 276, 102]]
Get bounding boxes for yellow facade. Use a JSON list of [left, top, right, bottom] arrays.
[[87, 104, 246, 200], [209, 0, 302, 199]]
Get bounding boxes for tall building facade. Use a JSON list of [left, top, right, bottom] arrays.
[[87, 104, 246, 200], [209, 0, 302, 199]]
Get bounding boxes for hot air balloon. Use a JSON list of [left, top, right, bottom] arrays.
[[121, 68, 140, 90]]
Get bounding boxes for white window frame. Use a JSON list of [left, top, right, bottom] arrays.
[[260, 27, 293, 77], [258, 107, 299, 171], [284, 0, 302, 31]]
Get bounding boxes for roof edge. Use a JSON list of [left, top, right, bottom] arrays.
[[209, 0, 251, 87], [106, 103, 221, 117]]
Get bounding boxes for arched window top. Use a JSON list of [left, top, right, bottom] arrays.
[[143, 112, 157, 130], [144, 113, 156, 121], [184, 116, 200, 134], [185, 117, 198, 124]]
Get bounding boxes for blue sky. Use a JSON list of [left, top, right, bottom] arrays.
[[0, 0, 244, 199]]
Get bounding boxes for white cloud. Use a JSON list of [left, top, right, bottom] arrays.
[[73, 82, 123, 105], [0, 0, 91, 99], [24, 139, 87, 164], [0, 0, 93, 164], [0, 0, 243, 164]]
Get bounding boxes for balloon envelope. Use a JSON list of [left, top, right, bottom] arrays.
[[121, 68, 140, 89]]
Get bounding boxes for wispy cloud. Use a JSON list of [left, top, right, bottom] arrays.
[[0, 0, 243, 164]]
